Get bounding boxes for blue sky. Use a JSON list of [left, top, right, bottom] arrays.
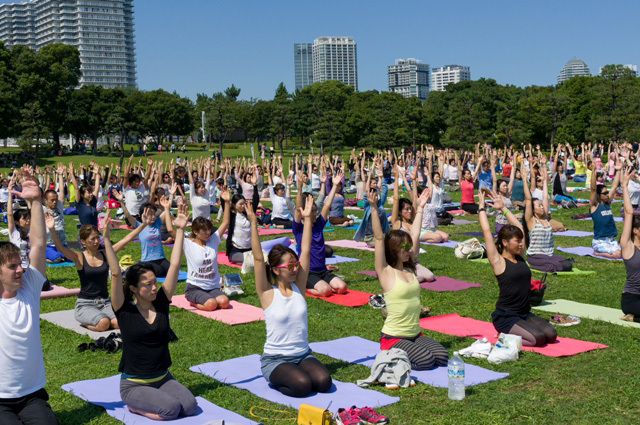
[[7, 0, 640, 100]]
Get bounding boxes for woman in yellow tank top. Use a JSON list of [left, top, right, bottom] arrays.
[[368, 176, 449, 370]]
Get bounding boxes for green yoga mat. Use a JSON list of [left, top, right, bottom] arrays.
[[533, 299, 640, 328], [470, 258, 595, 275]]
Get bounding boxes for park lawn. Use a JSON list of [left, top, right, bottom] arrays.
[[1, 156, 638, 424]]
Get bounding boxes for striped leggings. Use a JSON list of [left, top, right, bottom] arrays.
[[392, 335, 449, 370]]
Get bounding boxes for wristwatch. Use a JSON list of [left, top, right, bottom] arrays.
[[478, 207, 486, 212]]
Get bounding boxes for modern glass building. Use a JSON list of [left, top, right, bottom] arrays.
[[0, 0, 136, 88], [311, 36, 357, 91], [557, 59, 591, 83], [431, 65, 470, 91], [293, 42, 313, 90], [388, 58, 429, 100]]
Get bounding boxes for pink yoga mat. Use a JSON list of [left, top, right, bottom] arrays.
[[171, 295, 264, 325], [420, 276, 482, 292], [448, 209, 466, 215], [420, 313, 607, 357], [356, 270, 378, 277], [217, 253, 241, 269], [41, 285, 80, 300], [326, 240, 375, 252], [306, 290, 372, 307], [259, 228, 292, 236]]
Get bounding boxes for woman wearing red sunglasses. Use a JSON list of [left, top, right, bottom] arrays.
[[247, 197, 332, 398]]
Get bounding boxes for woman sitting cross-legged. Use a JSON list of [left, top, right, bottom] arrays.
[[248, 197, 332, 398], [589, 160, 622, 259], [45, 210, 148, 332], [108, 206, 198, 421], [371, 186, 449, 370], [478, 191, 557, 347]]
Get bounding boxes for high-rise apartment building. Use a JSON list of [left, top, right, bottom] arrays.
[[310, 36, 357, 90], [293, 42, 313, 91], [0, 0, 136, 89], [430, 65, 470, 92], [388, 58, 429, 100], [557, 58, 591, 83]]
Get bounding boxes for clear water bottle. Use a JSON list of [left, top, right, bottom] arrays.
[[448, 351, 465, 400]]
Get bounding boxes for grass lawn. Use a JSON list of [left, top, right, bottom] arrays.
[[1, 153, 638, 424]]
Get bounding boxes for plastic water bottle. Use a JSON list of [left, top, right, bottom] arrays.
[[448, 351, 465, 400]]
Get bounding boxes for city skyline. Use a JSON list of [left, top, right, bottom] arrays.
[[2, 0, 639, 100]]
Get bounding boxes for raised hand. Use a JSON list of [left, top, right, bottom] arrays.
[[622, 166, 633, 185], [44, 212, 55, 230], [103, 209, 113, 237], [488, 191, 504, 210], [299, 195, 314, 219], [173, 204, 189, 229], [478, 190, 486, 208], [169, 182, 178, 196], [368, 188, 379, 207], [141, 206, 156, 226], [220, 187, 231, 202], [245, 201, 257, 223], [14, 166, 41, 200], [332, 169, 343, 186], [417, 187, 430, 207], [159, 195, 170, 209], [112, 189, 123, 201], [319, 173, 327, 184]]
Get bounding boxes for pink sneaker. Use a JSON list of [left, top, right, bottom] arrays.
[[352, 406, 389, 424], [336, 407, 364, 425]]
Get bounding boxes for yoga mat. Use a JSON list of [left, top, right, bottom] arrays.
[[41, 285, 80, 300], [422, 240, 459, 249], [62, 374, 260, 425], [457, 232, 495, 238], [344, 206, 361, 210], [171, 296, 264, 325], [470, 258, 597, 274], [420, 276, 482, 292], [40, 310, 112, 340], [326, 239, 375, 252], [47, 261, 75, 267], [306, 290, 373, 307], [217, 253, 242, 269], [557, 246, 622, 261], [356, 270, 378, 277], [419, 313, 607, 357], [325, 255, 360, 264], [309, 336, 508, 388], [190, 355, 399, 414], [451, 219, 473, 225], [553, 230, 594, 237], [156, 270, 188, 283], [259, 236, 291, 253], [448, 209, 466, 215], [259, 228, 292, 236], [532, 299, 640, 329]]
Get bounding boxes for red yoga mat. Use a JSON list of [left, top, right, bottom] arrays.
[[306, 289, 373, 307], [217, 253, 241, 269], [41, 285, 81, 300], [259, 228, 293, 236], [419, 313, 607, 357], [171, 295, 264, 325]]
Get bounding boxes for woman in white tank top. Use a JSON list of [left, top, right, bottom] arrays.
[[246, 197, 332, 398]]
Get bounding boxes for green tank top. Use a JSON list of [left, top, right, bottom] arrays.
[[381, 270, 421, 337]]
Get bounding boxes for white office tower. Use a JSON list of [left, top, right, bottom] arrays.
[[557, 58, 591, 83], [388, 58, 429, 100], [431, 65, 470, 91], [0, 0, 136, 88], [312, 36, 358, 91]]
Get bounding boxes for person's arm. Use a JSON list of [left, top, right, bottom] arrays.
[[142, 157, 152, 188], [124, 154, 133, 188], [247, 202, 273, 308], [589, 162, 598, 208], [44, 213, 81, 264], [294, 170, 305, 223], [620, 167, 635, 255], [92, 165, 101, 200], [7, 173, 15, 234], [539, 158, 550, 220], [507, 157, 516, 194], [390, 165, 400, 226], [368, 175, 390, 287], [608, 158, 623, 204], [478, 191, 505, 274], [293, 196, 313, 295], [111, 214, 149, 253], [321, 169, 343, 220], [472, 155, 483, 181], [16, 167, 46, 276], [68, 163, 80, 201], [56, 165, 65, 202], [112, 189, 136, 228], [102, 211, 124, 312], [159, 204, 188, 300], [215, 189, 232, 237], [522, 161, 535, 229], [163, 183, 177, 239], [411, 189, 429, 261], [491, 157, 497, 190]]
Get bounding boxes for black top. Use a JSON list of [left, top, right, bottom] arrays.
[[77, 197, 99, 226], [77, 250, 109, 299], [495, 255, 532, 314], [116, 288, 172, 376]]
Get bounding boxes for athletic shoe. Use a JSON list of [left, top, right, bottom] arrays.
[[352, 406, 390, 424], [336, 407, 364, 425], [369, 294, 386, 309]]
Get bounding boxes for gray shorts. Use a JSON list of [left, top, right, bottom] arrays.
[[260, 349, 316, 382], [75, 297, 115, 326], [184, 283, 225, 306]]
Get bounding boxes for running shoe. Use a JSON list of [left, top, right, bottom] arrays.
[[368, 294, 386, 309], [336, 407, 364, 425], [351, 406, 390, 424]]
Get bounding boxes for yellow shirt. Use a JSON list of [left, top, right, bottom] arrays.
[[381, 271, 421, 337], [574, 160, 586, 175]]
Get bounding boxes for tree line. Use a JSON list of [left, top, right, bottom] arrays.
[[2, 41, 640, 160]]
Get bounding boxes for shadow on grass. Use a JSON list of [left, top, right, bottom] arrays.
[[55, 403, 106, 425]]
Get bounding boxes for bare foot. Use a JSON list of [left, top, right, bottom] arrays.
[[620, 314, 635, 322]]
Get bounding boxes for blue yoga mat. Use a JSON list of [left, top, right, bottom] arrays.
[[157, 270, 188, 282], [309, 336, 509, 388], [190, 354, 399, 414], [62, 374, 260, 424], [47, 261, 75, 267]]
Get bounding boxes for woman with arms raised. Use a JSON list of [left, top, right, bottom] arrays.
[[619, 167, 640, 322]]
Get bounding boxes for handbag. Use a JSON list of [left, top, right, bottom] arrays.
[[297, 404, 333, 425], [454, 238, 485, 259]]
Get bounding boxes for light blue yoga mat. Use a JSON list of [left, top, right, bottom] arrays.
[[157, 270, 188, 282], [62, 374, 260, 424], [190, 354, 399, 414], [325, 255, 359, 264], [47, 261, 75, 267], [309, 336, 509, 388]]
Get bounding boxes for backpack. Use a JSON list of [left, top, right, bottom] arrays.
[[454, 238, 485, 259]]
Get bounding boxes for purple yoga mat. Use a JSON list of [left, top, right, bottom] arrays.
[[420, 276, 482, 292], [557, 246, 622, 260], [578, 216, 623, 222], [62, 374, 260, 424], [553, 230, 594, 237], [457, 231, 496, 238], [190, 354, 399, 413], [325, 255, 360, 265], [309, 337, 508, 388], [451, 219, 474, 225], [422, 240, 459, 249]]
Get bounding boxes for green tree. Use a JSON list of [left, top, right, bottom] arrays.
[[310, 80, 353, 154], [0, 41, 18, 142], [520, 86, 568, 147], [270, 82, 292, 156], [198, 85, 242, 157], [443, 79, 498, 147]]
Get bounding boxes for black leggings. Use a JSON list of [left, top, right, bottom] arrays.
[[460, 203, 479, 214], [272, 217, 292, 229], [0, 388, 58, 425], [269, 357, 332, 398], [144, 258, 170, 278], [509, 314, 557, 347], [392, 335, 449, 370], [621, 292, 640, 322]]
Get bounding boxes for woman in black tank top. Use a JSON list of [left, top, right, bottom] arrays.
[[479, 190, 557, 347]]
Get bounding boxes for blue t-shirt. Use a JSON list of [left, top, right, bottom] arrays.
[[77, 197, 98, 226], [137, 217, 165, 261], [292, 215, 326, 273], [478, 171, 492, 190], [592, 203, 618, 239]]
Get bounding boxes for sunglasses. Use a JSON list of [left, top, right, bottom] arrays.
[[273, 261, 300, 271], [601, 191, 609, 195], [401, 243, 412, 251]]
